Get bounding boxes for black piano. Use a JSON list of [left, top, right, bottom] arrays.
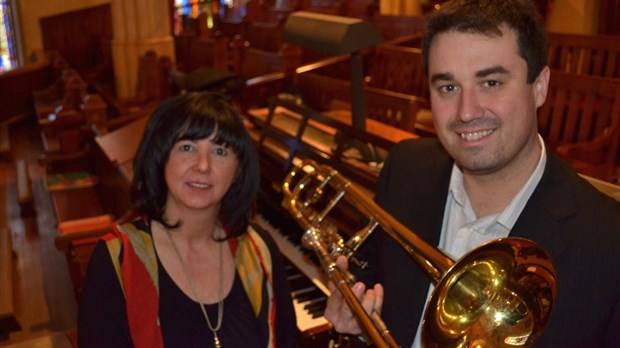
[[253, 201, 341, 348]]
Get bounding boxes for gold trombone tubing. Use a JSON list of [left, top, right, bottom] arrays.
[[282, 160, 557, 348]]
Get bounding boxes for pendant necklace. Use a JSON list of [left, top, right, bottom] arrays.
[[167, 230, 224, 348]]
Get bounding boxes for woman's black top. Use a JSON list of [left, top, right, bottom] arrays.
[[78, 225, 297, 348]]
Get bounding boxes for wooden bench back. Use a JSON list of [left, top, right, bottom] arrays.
[[367, 45, 428, 99], [235, 44, 303, 79], [175, 33, 230, 72], [299, 0, 347, 15], [52, 118, 143, 299], [245, 20, 286, 52], [295, 71, 351, 111], [295, 71, 424, 133], [33, 68, 86, 119], [345, 0, 376, 19], [547, 33, 620, 78], [539, 70, 620, 181], [383, 32, 423, 48], [213, 17, 247, 40], [369, 14, 426, 41]]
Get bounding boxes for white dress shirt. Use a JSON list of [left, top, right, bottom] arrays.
[[410, 135, 547, 347]]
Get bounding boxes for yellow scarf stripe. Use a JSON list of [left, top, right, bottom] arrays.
[[105, 237, 125, 296], [115, 224, 160, 292], [235, 226, 273, 316]]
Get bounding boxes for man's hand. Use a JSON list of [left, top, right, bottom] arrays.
[[323, 255, 384, 335]]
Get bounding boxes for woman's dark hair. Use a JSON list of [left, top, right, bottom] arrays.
[[130, 92, 260, 238], [422, 0, 548, 84]]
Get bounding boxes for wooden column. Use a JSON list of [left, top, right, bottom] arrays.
[[110, 0, 175, 100]]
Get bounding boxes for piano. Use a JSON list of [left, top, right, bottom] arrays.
[[253, 207, 342, 347]]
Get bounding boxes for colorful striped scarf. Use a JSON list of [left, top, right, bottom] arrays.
[[103, 219, 276, 347]]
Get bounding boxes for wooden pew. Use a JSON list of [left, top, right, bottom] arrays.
[[236, 70, 295, 115], [37, 90, 97, 170], [90, 50, 171, 127], [213, 16, 247, 41], [0, 227, 21, 335], [367, 45, 427, 99], [54, 215, 115, 299], [238, 54, 429, 134], [234, 43, 303, 79], [539, 70, 620, 182], [48, 114, 145, 223], [229, 19, 306, 80], [294, 71, 426, 134], [52, 116, 147, 299], [298, 0, 348, 16], [275, 46, 434, 136], [382, 32, 424, 48], [547, 32, 620, 79], [81, 93, 109, 134], [365, 44, 434, 135], [174, 31, 230, 73], [245, 19, 287, 52], [234, 49, 360, 118], [33, 68, 87, 122], [1, 115, 28, 165], [245, 0, 276, 23], [369, 14, 426, 41], [0, 122, 11, 162], [16, 160, 34, 216], [0, 52, 55, 123]]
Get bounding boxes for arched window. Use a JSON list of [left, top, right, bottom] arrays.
[[0, 0, 20, 72]]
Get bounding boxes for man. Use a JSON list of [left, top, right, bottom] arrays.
[[324, 0, 620, 347]]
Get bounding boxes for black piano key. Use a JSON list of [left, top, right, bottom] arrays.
[[288, 274, 316, 291], [296, 288, 326, 303], [291, 286, 316, 297], [255, 201, 332, 324], [305, 301, 327, 318]]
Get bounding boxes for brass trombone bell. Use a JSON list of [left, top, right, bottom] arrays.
[[282, 160, 557, 348]]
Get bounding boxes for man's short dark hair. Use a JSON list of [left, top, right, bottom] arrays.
[[422, 0, 548, 83]]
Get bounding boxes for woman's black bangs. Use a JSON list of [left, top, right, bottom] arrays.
[[176, 110, 243, 153]]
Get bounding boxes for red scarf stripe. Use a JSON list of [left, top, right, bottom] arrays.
[[115, 226, 164, 347]]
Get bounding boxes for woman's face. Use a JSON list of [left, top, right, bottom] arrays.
[[164, 134, 239, 216]]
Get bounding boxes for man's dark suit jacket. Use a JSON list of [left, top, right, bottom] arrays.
[[358, 138, 620, 347]]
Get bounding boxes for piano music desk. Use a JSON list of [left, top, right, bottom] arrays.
[[247, 101, 418, 192], [322, 108, 418, 145]]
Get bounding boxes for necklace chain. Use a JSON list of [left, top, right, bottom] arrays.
[[166, 230, 224, 348]]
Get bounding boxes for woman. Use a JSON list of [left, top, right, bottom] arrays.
[[78, 92, 297, 347]]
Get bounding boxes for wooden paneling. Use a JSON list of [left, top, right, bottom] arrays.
[[39, 5, 112, 77], [599, 0, 620, 35]]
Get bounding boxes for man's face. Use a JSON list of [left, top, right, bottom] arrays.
[[427, 27, 549, 177]]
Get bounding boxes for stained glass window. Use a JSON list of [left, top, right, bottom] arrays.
[[173, 0, 218, 35], [172, 0, 247, 35], [0, 0, 19, 72]]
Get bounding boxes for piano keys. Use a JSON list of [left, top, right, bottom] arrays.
[[253, 213, 340, 345]]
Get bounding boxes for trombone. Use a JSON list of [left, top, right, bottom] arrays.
[[281, 160, 557, 348]]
